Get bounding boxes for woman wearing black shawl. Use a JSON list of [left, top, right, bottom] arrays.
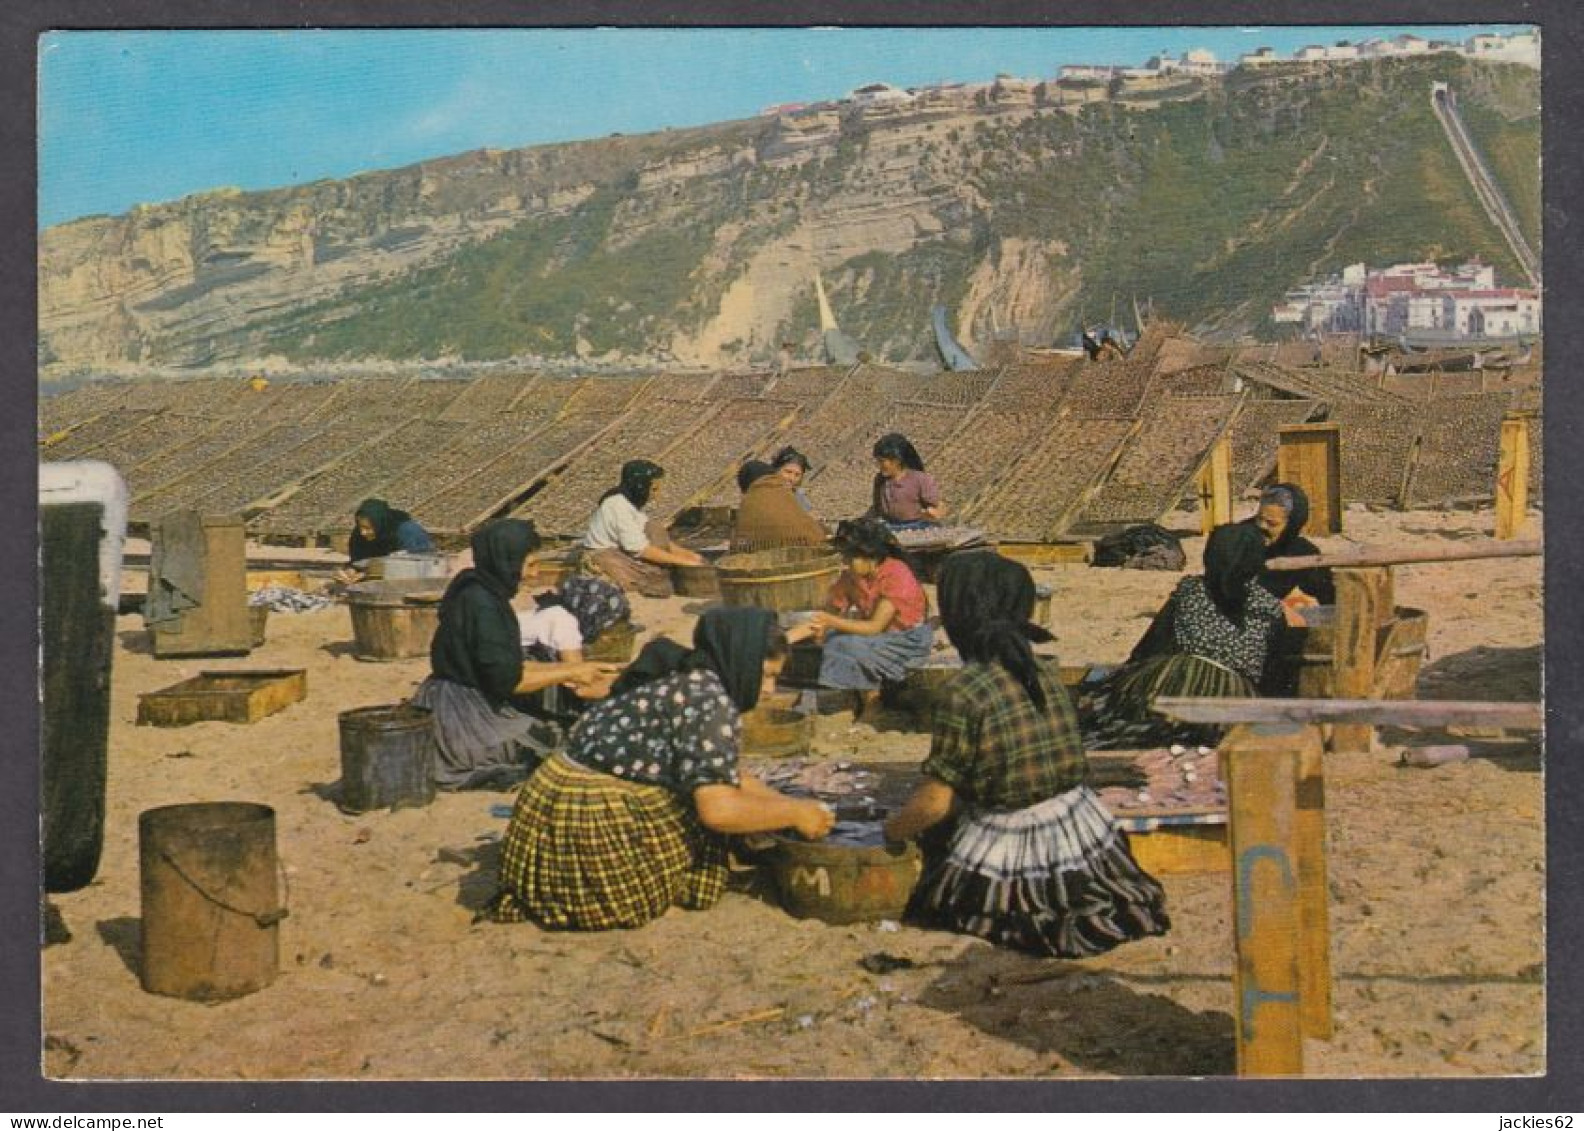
[[488, 607, 834, 931], [1081, 522, 1285, 750], [580, 459, 704, 598], [1245, 482, 1336, 606], [412, 520, 618, 790], [885, 552, 1169, 958], [337, 497, 434, 582]]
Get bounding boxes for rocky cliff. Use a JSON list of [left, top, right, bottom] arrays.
[[39, 55, 1538, 376]]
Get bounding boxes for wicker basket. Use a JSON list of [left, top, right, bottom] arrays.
[[717, 546, 842, 613]]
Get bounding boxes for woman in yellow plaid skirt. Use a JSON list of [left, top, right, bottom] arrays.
[[488, 607, 833, 930]]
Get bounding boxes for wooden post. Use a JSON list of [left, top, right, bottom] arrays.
[[1495, 414, 1531, 540], [1222, 723, 1307, 1077], [1197, 434, 1234, 534], [1331, 566, 1391, 752], [1277, 423, 1342, 535], [1293, 732, 1331, 1039]]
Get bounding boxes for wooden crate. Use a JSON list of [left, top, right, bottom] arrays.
[[997, 542, 1091, 566], [1126, 822, 1230, 875], [137, 669, 308, 727], [246, 570, 306, 591]]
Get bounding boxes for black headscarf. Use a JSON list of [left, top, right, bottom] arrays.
[[684, 606, 775, 712], [444, 518, 539, 604], [600, 459, 665, 509], [736, 460, 777, 493], [938, 551, 1052, 709], [534, 575, 630, 643], [430, 519, 540, 704], [349, 497, 416, 561], [872, 433, 925, 472], [1202, 523, 1268, 626], [772, 446, 812, 473], [1257, 482, 1310, 557], [606, 607, 775, 711], [1245, 481, 1334, 604]]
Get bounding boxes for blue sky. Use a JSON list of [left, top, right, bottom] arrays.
[[38, 24, 1529, 229]]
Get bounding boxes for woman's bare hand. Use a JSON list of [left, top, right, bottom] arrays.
[[791, 801, 836, 841]]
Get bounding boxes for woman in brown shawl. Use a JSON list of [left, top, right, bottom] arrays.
[[730, 460, 828, 553]]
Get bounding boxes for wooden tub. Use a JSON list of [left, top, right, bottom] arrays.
[[718, 546, 843, 613], [1269, 605, 1429, 698], [345, 580, 445, 662], [741, 706, 813, 759]]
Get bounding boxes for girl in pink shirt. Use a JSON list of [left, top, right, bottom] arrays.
[[789, 518, 934, 715]]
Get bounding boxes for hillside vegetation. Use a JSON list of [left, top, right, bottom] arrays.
[[39, 56, 1538, 372]]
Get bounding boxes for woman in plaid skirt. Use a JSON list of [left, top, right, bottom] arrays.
[[1081, 522, 1286, 750], [488, 607, 834, 931], [885, 552, 1170, 959]]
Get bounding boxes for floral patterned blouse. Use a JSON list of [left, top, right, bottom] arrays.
[[1165, 575, 1285, 682], [566, 668, 742, 793]]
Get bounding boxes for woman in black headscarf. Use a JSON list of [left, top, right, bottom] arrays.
[[338, 497, 435, 582], [885, 552, 1169, 958], [1244, 482, 1336, 606], [580, 459, 704, 598], [412, 519, 618, 790], [1081, 522, 1286, 750], [868, 433, 945, 530], [488, 607, 834, 931]]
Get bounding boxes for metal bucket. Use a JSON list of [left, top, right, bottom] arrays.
[[138, 802, 284, 1001], [370, 552, 451, 581], [337, 704, 438, 813]]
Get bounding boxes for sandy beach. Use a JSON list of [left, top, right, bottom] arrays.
[[41, 504, 1543, 1081]]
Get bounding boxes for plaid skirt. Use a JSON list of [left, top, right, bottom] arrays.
[[1080, 652, 1255, 750], [486, 754, 728, 931], [907, 785, 1170, 958]]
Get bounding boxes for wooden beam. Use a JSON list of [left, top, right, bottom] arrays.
[[1152, 696, 1542, 730], [1222, 723, 1307, 1077], [1267, 539, 1541, 571], [1197, 434, 1234, 534], [1277, 423, 1341, 535], [1293, 732, 1331, 1040], [1332, 567, 1389, 752], [1495, 414, 1531, 541]]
